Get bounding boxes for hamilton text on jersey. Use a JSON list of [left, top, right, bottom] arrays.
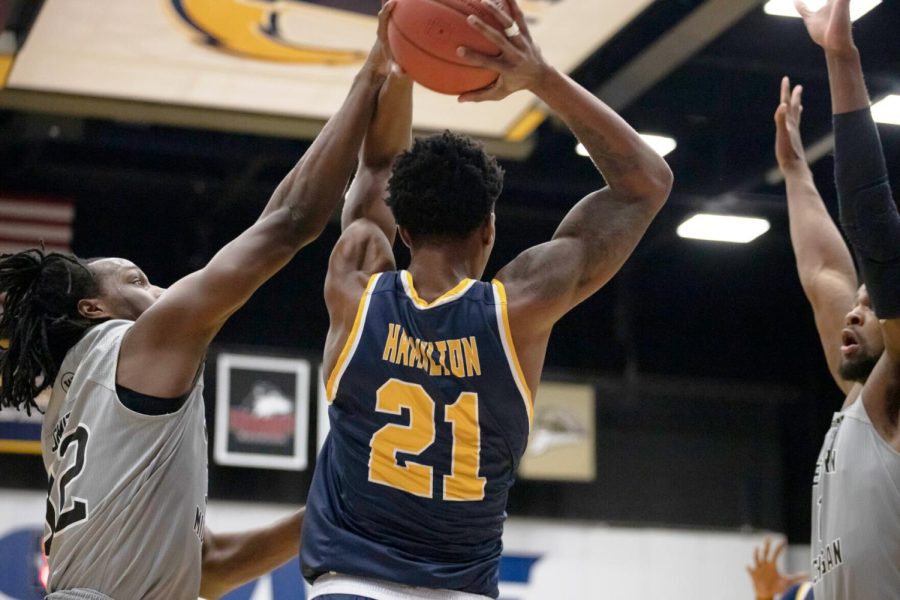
[[382, 323, 482, 378]]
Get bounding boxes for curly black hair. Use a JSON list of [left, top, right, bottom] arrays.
[[0, 249, 100, 414], [387, 131, 504, 241]]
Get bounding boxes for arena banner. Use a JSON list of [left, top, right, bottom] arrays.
[[518, 380, 596, 481], [215, 353, 311, 471], [6, 0, 654, 139], [0, 491, 805, 600]]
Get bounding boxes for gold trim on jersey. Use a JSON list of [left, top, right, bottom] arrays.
[[491, 279, 533, 428], [325, 273, 381, 402], [797, 582, 813, 600], [401, 271, 476, 309]]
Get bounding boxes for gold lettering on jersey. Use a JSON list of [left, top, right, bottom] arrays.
[[462, 337, 481, 376], [435, 341, 449, 375], [427, 342, 442, 376], [447, 339, 464, 377], [397, 331, 411, 366], [382, 324, 481, 378], [382, 323, 400, 363]]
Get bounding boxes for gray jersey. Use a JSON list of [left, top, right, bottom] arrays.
[[811, 397, 900, 599], [40, 320, 208, 600]]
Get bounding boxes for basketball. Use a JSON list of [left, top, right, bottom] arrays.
[[388, 0, 512, 95]]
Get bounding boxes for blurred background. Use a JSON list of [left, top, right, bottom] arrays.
[[0, 0, 898, 598]]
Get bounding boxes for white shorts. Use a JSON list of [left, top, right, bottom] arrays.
[[309, 573, 493, 600]]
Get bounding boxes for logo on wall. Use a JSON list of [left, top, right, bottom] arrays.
[[215, 353, 310, 471], [167, 0, 372, 64]]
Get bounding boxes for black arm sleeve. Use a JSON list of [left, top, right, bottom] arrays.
[[834, 108, 900, 318]]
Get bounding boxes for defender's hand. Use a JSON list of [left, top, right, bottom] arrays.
[[746, 538, 809, 599], [365, 0, 400, 78], [455, 0, 551, 103], [775, 76, 808, 172], [794, 0, 856, 55]]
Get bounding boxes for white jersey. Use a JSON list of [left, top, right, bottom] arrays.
[[40, 320, 208, 600], [811, 397, 900, 599]]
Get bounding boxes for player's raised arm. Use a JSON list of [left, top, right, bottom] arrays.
[[114, 6, 397, 399], [775, 76, 858, 394], [797, 0, 900, 431], [458, 0, 671, 376], [321, 37, 414, 377]]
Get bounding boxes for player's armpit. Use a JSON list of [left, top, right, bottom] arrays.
[[323, 220, 396, 378]]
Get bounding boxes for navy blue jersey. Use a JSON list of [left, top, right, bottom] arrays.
[[301, 271, 533, 598]]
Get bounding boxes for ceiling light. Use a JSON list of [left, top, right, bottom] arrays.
[[763, 0, 881, 21], [872, 95, 900, 126], [677, 214, 771, 244], [576, 134, 676, 158]]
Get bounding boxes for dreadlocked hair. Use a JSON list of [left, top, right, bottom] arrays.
[[0, 249, 100, 415]]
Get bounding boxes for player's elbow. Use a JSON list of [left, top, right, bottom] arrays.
[[643, 158, 674, 207], [612, 156, 673, 209]]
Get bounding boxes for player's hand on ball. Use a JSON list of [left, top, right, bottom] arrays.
[[455, 0, 550, 102], [366, 0, 400, 78]]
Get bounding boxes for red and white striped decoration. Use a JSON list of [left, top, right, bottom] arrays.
[[0, 196, 74, 255]]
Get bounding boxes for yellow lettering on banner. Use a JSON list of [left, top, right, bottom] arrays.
[[444, 393, 486, 501], [382, 324, 400, 363], [447, 339, 465, 377], [368, 380, 435, 497], [462, 337, 481, 377], [435, 341, 449, 375]]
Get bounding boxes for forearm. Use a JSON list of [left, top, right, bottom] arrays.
[[363, 73, 413, 170], [259, 64, 387, 239], [200, 508, 304, 600], [784, 167, 856, 287], [531, 68, 672, 200], [825, 48, 869, 115], [833, 107, 898, 317], [341, 72, 412, 236]]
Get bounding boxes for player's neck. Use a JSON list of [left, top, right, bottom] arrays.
[[407, 245, 482, 301]]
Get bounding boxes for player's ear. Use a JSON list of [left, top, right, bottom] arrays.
[[398, 226, 414, 249], [481, 213, 496, 246], [78, 297, 113, 321]]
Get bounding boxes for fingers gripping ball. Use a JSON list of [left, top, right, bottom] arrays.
[[388, 0, 513, 95]]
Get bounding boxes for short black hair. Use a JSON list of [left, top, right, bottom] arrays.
[[0, 249, 100, 414], [386, 131, 504, 241]]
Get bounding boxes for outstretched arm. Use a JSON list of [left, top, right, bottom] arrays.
[[322, 53, 414, 380], [200, 508, 304, 600], [775, 76, 857, 394], [797, 0, 900, 433], [117, 6, 395, 399], [459, 0, 671, 387]]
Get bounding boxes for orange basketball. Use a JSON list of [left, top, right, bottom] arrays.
[[388, 0, 512, 95]]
